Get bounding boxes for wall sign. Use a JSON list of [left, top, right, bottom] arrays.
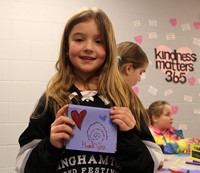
[[155, 45, 197, 84]]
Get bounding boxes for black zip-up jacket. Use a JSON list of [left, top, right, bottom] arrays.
[[16, 85, 155, 173]]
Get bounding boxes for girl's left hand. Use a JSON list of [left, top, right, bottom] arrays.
[[110, 106, 136, 131]]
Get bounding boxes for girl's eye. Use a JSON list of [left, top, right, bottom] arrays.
[[75, 38, 84, 42], [165, 113, 171, 117], [96, 39, 102, 44]]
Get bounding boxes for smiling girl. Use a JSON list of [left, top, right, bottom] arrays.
[[16, 7, 156, 173]]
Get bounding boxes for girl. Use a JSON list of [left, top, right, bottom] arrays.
[[16, 7, 155, 173], [147, 100, 199, 154], [117, 41, 148, 86], [117, 41, 164, 171]]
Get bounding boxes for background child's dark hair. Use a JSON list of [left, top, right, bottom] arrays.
[[117, 41, 148, 72]]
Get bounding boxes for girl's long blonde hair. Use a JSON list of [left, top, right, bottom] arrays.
[[37, 7, 149, 130]]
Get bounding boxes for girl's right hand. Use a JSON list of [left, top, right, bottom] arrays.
[[50, 105, 75, 149]]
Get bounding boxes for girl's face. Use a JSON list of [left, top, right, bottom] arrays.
[[68, 19, 106, 80], [122, 62, 148, 87], [153, 104, 174, 131]]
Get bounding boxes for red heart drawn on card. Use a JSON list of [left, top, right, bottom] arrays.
[[194, 22, 200, 29], [171, 105, 178, 115], [71, 109, 87, 130], [188, 76, 195, 86], [134, 35, 143, 44], [169, 18, 177, 27]]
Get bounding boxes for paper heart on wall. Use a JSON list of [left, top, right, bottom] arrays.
[[193, 22, 200, 29], [134, 35, 143, 44], [71, 109, 87, 130], [132, 86, 139, 95], [188, 76, 195, 86], [171, 105, 178, 115], [169, 18, 177, 27]]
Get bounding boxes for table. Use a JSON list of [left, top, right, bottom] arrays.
[[157, 154, 200, 173]]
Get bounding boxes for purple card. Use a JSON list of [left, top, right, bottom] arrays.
[[65, 104, 117, 153]]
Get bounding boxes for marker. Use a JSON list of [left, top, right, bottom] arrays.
[[185, 161, 200, 166]]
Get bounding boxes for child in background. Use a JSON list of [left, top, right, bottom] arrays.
[[15, 8, 156, 173], [147, 100, 200, 154], [117, 41, 148, 87], [117, 41, 164, 171]]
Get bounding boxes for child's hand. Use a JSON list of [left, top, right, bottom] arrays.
[[50, 105, 75, 149], [197, 138, 200, 143], [184, 138, 195, 147], [110, 106, 136, 131], [191, 137, 200, 144]]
